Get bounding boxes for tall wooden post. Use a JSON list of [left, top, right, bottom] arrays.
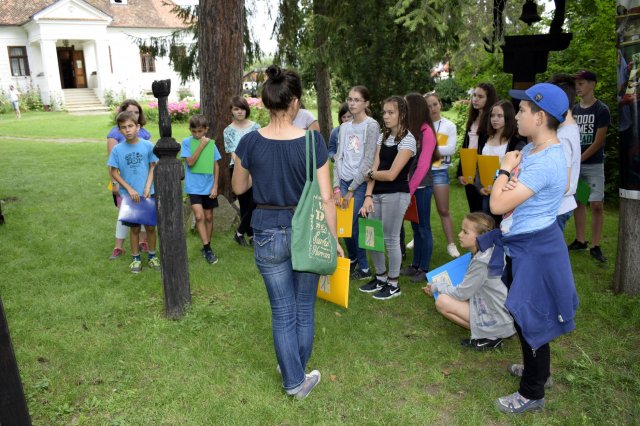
[[614, 2, 640, 295], [0, 298, 31, 425], [152, 79, 192, 319]]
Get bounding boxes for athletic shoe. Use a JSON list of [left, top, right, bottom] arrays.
[[495, 391, 544, 414], [233, 233, 247, 246], [447, 243, 461, 258], [372, 284, 401, 300], [349, 260, 358, 273], [410, 270, 427, 283], [294, 370, 321, 400], [460, 338, 503, 350], [351, 268, 372, 280], [109, 247, 125, 260], [567, 239, 588, 250], [139, 241, 149, 252], [130, 259, 142, 274], [508, 364, 554, 389], [359, 278, 385, 293], [401, 265, 419, 276], [590, 246, 607, 263], [406, 239, 414, 250], [201, 248, 218, 265], [148, 257, 161, 271]]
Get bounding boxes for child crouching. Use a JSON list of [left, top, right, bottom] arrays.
[[423, 212, 515, 350]]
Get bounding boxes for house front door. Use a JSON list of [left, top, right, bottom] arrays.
[[57, 47, 87, 89], [72, 50, 87, 88]]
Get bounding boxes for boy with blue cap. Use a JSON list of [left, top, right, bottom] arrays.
[[490, 83, 579, 414]]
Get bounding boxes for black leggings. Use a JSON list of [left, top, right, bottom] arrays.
[[515, 321, 550, 400]]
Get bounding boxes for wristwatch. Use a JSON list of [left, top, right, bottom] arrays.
[[494, 169, 510, 181], [347, 186, 354, 193], [367, 170, 374, 180]]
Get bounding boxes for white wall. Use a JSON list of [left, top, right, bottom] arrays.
[[0, 27, 38, 93]]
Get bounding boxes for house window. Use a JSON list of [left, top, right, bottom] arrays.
[[8, 46, 30, 77], [140, 52, 155, 73]]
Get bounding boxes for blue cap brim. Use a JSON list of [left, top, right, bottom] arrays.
[[508, 89, 531, 102]]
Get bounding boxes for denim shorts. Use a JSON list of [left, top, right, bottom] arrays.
[[431, 168, 450, 186]]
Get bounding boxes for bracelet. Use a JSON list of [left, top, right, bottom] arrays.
[[333, 187, 341, 194], [367, 170, 374, 180], [365, 194, 373, 198]]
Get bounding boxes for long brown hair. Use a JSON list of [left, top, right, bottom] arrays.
[[381, 96, 409, 144], [465, 83, 497, 136], [405, 92, 439, 163], [487, 100, 517, 140]]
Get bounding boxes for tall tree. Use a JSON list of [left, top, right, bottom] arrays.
[[199, 0, 245, 200]]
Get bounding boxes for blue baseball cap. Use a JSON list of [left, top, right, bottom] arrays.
[[509, 83, 569, 123]]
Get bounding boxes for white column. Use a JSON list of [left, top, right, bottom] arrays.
[[38, 39, 61, 108], [93, 39, 112, 101]]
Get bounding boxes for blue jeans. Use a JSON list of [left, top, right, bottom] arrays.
[[253, 227, 319, 392], [410, 187, 433, 271], [556, 210, 573, 232], [339, 179, 368, 270]]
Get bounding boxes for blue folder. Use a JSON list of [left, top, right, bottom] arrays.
[[118, 194, 157, 226], [426, 252, 472, 300]]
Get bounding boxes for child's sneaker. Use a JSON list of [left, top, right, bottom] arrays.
[[148, 257, 161, 271], [359, 278, 385, 293], [139, 241, 149, 252], [350, 268, 372, 280], [130, 259, 142, 274], [294, 370, 321, 400], [495, 391, 544, 414], [109, 247, 125, 260], [460, 337, 503, 350], [372, 284, 401, 300], [201, 248, 218, 264], [567, 239, 588, 250]]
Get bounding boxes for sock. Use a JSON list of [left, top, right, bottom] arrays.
[[133, 254, 141, 262], [388, 278, 399, 288], [376, 274, 388, 282], [236, 231, 243, 238], [350, 259, 357, 265], [203, 243, 211, 252], [148, 251, 156, 260], [361, 268, 369, 273]]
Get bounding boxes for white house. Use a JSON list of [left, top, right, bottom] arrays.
[[0, 0, 198, 110]]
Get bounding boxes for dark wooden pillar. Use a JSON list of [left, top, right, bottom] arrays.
[[152, 79, 191, 319], [0, 298, 31, 425]]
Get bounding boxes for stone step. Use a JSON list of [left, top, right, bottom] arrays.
[[62, 89, 106, 112]]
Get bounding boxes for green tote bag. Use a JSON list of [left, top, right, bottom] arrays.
[[291, 131, 338, 275]]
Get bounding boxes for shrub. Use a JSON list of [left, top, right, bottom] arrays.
[[434, 78, 466, 110], [145, 99, 200, 122]]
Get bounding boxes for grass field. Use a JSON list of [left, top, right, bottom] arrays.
[[0, 112, 639, 425]]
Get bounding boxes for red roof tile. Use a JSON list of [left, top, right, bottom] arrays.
[[0, 0, 186, 28]]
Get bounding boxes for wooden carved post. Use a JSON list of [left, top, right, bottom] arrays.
[[152, 79, 191, 319], [0, 298, 31, 425]]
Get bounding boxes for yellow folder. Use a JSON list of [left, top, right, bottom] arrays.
[[477, 155, 501, 189], [317, 257, 350, 308], [436, 132, 449, 146], [336, 197, 354, 238], [459, 148, 478, 184]]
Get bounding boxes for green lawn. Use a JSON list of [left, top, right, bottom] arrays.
[[0, 112, 638, 425]]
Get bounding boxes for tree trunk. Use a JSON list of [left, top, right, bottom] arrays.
[[614, 198, 640, 295], [313, 1, 333, 143], [199, 0, 244, 200], [0, 298, 31, 425]]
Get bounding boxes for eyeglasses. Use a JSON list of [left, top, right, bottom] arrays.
[[347, 97, 364, 103]]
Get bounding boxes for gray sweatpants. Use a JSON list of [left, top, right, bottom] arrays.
[[368, 192, 411, 279]]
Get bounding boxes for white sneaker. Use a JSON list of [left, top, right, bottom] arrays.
[[406, 239, 414, 250], [447, 243, 460, 258]]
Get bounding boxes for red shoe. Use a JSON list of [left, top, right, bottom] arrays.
[[109, 247, 125, 260], [139, 241, 149, 252]]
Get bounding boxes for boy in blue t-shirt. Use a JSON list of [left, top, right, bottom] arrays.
[[107, 111, 160, 273], [181, 114, 221, 264]]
